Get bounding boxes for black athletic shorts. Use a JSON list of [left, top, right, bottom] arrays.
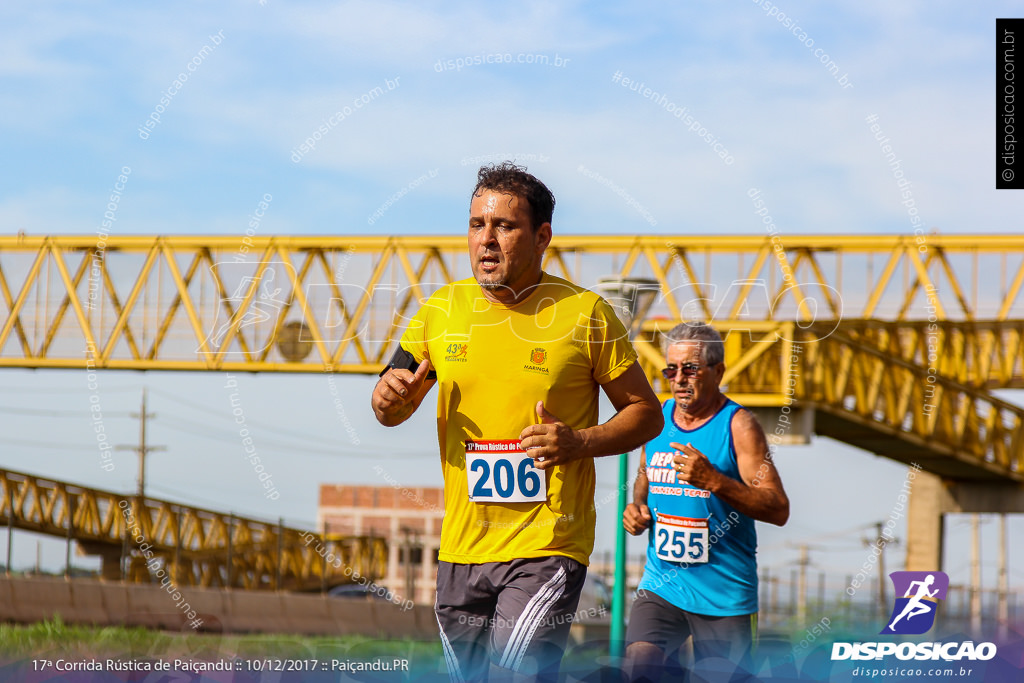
[[626, 588, 757, 663], [435, 555, 587, 681]]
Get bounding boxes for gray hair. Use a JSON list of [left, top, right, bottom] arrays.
[[662, 322, 724, 366]]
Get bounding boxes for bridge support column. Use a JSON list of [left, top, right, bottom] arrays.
[[77, 542, 123, 581], [749, 407, 813, 445], [906, 471, 1024, 572], [905, 470, 951, 572]]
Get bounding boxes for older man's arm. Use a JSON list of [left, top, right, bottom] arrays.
[[671, 408, 790, 526]]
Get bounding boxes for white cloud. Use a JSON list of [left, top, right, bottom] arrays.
[[1, 1, 1021, 239]]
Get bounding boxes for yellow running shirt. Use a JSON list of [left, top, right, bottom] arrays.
[[399, 273, 637, 565]]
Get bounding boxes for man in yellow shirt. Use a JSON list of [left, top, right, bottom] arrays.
[[371, 162, 663, 681]]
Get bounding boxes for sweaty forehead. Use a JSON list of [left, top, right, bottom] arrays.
[[666, 341, 702, 363], [472, 190, 522, 216]]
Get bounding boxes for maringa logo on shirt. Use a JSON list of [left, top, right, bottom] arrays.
[[524, 347, 549, 374]]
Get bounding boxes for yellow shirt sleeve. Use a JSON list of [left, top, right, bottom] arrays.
[[397, 284, 449, 364], [586, 297, 638, 384]]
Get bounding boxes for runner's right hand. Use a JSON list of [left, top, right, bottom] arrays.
[[623, 502, 652, 535], [373, 359, 431, 418]]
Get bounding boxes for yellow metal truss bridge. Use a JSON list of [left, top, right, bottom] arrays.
[[0, 233, 1021, 582], [0, 467, 385, 590]]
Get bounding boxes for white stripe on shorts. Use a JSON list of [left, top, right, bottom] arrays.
[[499, 566, 567, 672], [436, 613, 465, 683]]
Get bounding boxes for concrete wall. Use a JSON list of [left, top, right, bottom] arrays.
[[0, 576, 437, 638]]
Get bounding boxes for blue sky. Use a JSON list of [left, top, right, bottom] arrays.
[[1, 1, 1021, 608], [2, 1, 1019, 237]]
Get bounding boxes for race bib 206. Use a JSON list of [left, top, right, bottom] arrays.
[[465, 439, 547, 503]]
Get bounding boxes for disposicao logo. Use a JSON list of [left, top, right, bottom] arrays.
[[881, 570, 948, 635], [831, 570, 997, 663]]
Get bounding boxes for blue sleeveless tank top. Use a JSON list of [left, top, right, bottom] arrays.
[[635, 398, 758, 616]]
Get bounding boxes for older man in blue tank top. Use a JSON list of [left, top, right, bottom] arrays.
[[623, 322, 790, 682]]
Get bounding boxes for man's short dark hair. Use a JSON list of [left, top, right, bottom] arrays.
[[472, 161, 555, 231]]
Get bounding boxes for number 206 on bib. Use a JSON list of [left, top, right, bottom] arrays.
[[465, 440, 547, 503]]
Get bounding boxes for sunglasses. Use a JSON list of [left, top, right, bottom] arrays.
[[661, 363, 705, 380]]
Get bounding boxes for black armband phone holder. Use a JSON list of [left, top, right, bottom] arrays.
[[379, 345, 437, 379]]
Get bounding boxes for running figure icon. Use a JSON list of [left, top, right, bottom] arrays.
[[881, 569, 948, 635], [888, 574, 939, 631]]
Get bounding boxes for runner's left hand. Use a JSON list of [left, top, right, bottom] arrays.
[[518, 401, 587, 470]]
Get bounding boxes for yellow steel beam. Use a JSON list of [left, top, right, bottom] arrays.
[[0, 235, 1021, 374]]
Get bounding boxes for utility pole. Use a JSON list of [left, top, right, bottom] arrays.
[[597, 277, 659, 659], [970, 514, 982, 633], [115, 389, 166, 499], [865, 522, 899, 618], [797, 545, 809, 627], [876, 522, 887, 618], [790, 569, 798, 619], [998, 514, 1008, 640], [400, 526, 421, 603], [770, 571, 778, 616]]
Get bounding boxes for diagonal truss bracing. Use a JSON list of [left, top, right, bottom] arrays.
[[0, 468, 385, 590], [0, 234, 1021, 376]]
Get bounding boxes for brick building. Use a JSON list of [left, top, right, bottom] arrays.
[[318, 484, 444, 606]]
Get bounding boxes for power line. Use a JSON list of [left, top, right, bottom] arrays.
[[157, 416, 425, 460], [0, 437, 97, 451], [145, 386, 226, 415], [0, 384, 141, 394], [158, 417, 342, 455], [147, 386, 364, 449], [144, 483, 318, 529], [0, 405, 133, 417]]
